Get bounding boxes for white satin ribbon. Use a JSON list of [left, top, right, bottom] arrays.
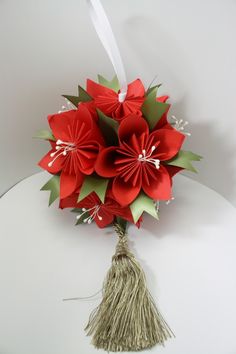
[[87, 0, 127, 102]]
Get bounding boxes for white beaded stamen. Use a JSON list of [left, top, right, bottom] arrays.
[[171, 115, 191, 136], [76, 205, 103, 224], [138, 146, 160, 169], [48, 139, 76, 167]]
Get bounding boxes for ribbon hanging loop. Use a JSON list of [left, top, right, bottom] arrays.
[[87, 0, 127, 102]]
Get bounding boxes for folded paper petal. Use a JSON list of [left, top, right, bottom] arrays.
[[76, 142, 100, 175], [112, 175, 141, 206], [142, 165, 171, 200], [80, 101, 98, 120], [48, 113, 74, 142], [95, 146, 117, 177], [112, 98, 144, 119], [59, 193, 78, 209], [94, 208, 114, 228], [150, 129, 185, 161], [87, 79, 116, 98], [157, 96, 169, 103], [60, 171, 83, 199], [38, 147, 64, 174], [48, 105, 93, 144], [118, 116, 149, 143], [165, 165, 183, 178], [127, 79, 145, 98]]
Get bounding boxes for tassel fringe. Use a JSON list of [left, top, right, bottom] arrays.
[[85, 223, 173, 352]]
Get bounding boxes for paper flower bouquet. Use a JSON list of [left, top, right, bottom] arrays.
[[35, 0, 201, 352]]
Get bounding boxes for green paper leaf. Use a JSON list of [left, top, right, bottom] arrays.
[[33, 129, 55, 141], [97, 109, 119, 146], [116, 216, 127, 232], [61, 95, 80, 107], [98, 75, 120, 92], [41, 175, 60, 206], [142, 88, 169, 130], [78, 85, 92, 102], [78, 175, 109, 203], [146, 83, 162, 96], [165, 150, 202, 173], [130, 192, 158, 223], [62, 85, 92, 106]]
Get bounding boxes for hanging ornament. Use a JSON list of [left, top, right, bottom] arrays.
[[35, 0, 202, 351]]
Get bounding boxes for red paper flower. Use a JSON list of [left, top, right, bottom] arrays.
[[60, 191, 140, 228], [95, 115, 185, 206], [85, 78, 145, 120], [38, 105, 103, 199]]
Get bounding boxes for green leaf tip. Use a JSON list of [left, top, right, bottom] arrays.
[[78, 175, 109, 203], [97, 109, 119, 146], [40, 175, 60, 206], [130, 192, 159, 223], [98, 74, 120, 92], [146, 83, 162, 96], [62, 95, 80, 107], [165, 150, 202, 173], [62, 85, 92, 106], [142, 87, 169, 130], [33, 130, 55, 141], [78, 85, 92, 102]]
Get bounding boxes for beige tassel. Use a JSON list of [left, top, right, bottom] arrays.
[[85, 223, 173, 352]]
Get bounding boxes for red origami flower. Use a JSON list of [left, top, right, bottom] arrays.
[[95, 115, 185, 206], [85, 78, 145, 120], [60, 191, 139, 228], [38, 105, 103, 199]]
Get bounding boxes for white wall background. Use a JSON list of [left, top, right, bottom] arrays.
[[0, 0, 236, 205]]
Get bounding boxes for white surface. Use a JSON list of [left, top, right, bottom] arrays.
[[0, 172, 236, 354], [1, 0, 236, 205]]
